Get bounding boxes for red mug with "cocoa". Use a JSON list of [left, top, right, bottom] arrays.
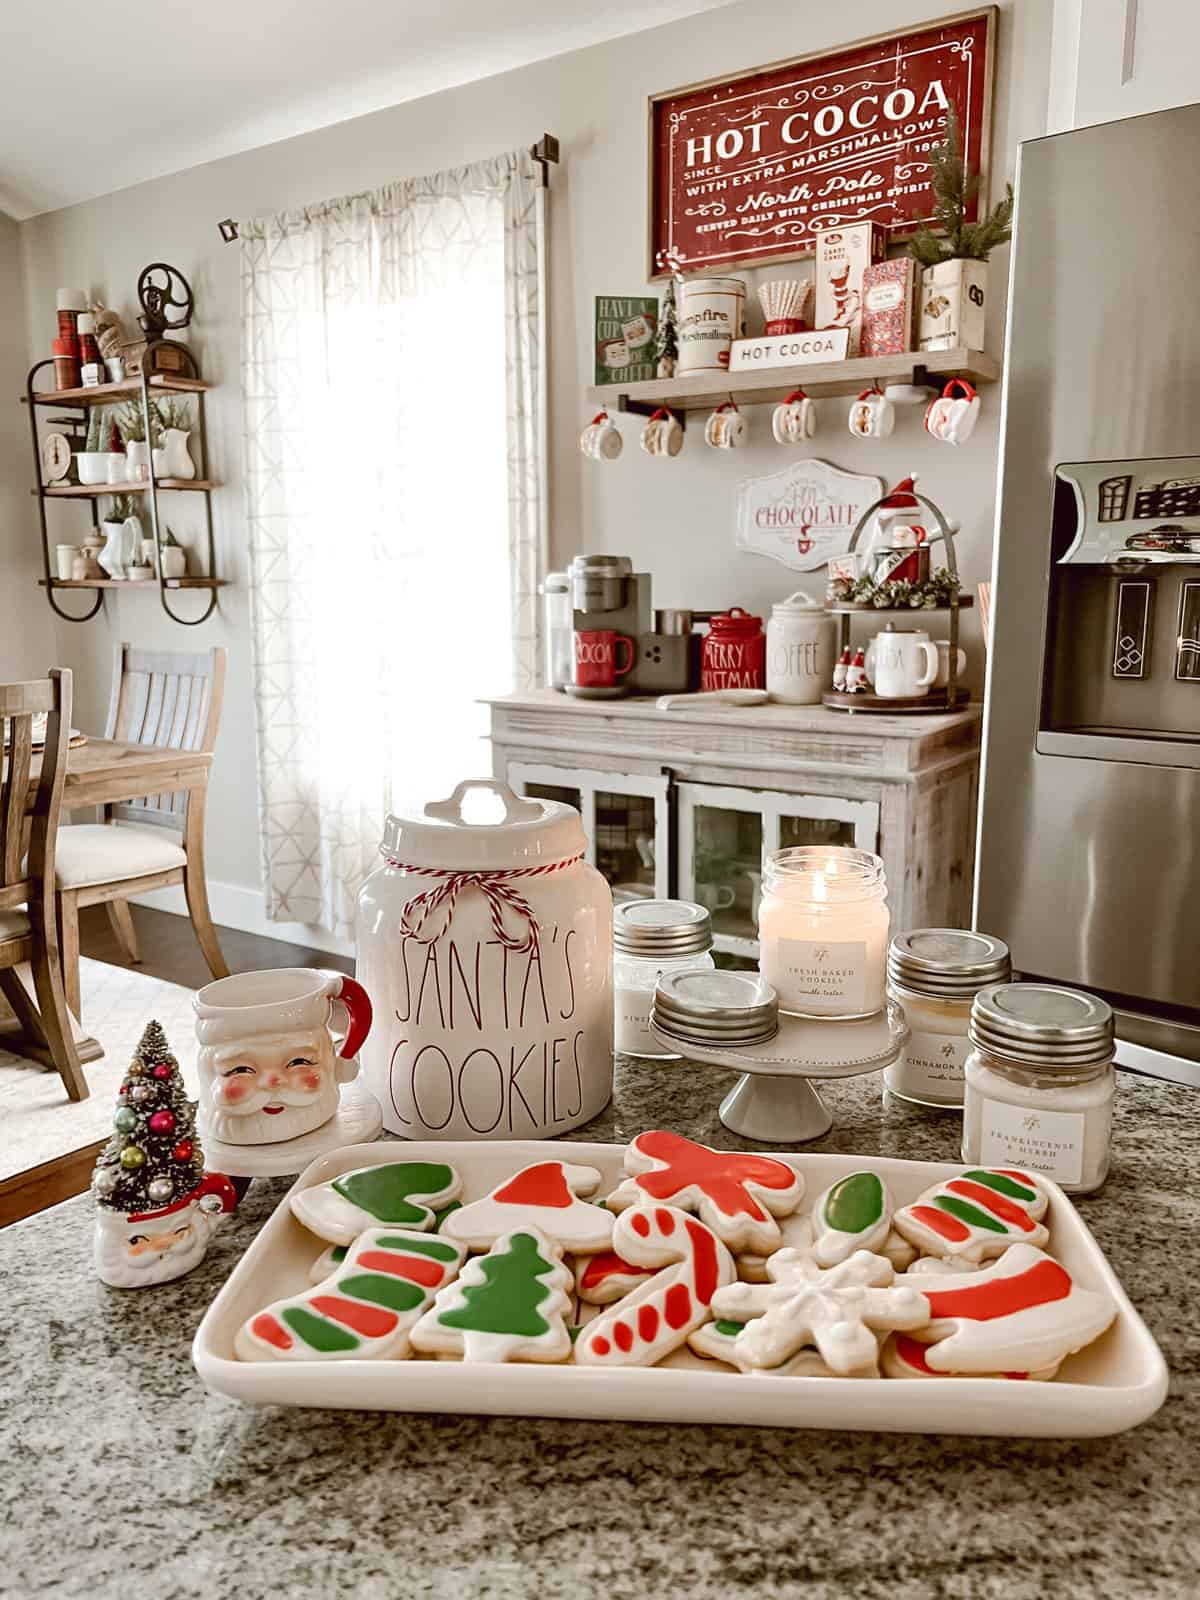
[[574, 629, 635, 689]]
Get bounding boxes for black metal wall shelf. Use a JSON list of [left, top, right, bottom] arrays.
[[24, 341, 222, 625]]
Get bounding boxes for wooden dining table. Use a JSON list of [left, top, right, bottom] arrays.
[[8, 737, 215, 1063]]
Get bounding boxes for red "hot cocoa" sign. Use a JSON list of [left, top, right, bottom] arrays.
[[649, 9, 995, 276]]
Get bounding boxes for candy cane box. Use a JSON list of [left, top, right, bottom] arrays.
[[354, 780, 613, 1141], [194, 1141, 1167, 1438], [813, 222, 885, 357]]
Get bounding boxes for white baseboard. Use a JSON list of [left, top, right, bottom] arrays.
[[130, 879, 356, 961]]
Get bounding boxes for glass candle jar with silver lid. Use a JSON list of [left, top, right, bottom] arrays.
[[613, 900, 714, 1058], [884, 929, 1011, 1109], [962, 983, 1115, 1194], [758, 845, 889, 1019]]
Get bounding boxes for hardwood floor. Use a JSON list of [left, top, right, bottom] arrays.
[[1, 905, 351, 1227]]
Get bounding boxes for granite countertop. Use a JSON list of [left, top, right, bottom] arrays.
[[4, 1059, 1197, 1600]]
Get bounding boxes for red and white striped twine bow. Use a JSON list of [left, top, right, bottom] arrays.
[[387, 855, 584, 954]]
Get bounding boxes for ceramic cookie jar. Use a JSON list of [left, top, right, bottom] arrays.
[[355, 779, 614, 1140]]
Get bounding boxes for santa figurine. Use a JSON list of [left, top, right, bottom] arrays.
[[93, 1020, 237, 1288], [867, 475, 959, 586]]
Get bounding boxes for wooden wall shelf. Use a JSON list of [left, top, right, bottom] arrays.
[[37, 480, 221, 498], [589, 347, 1000, 415], [23, 374, 213, 407]]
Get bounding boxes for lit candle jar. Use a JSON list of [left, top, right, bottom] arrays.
[[962, 983, 1115, 1195], [757, 845, 889, 1019], [884, 929, 1011, 1109]]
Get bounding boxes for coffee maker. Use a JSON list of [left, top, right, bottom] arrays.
[[565, 554, 698, 696]]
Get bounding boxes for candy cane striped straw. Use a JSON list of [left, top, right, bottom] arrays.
[[978, 582, 992, 652]]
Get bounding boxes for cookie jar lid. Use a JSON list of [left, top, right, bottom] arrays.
[[968, 983, 1114, 1069], [381, 779, 585, 870], [889, 929, 1011, 1000], [614, 900, 711, 957]]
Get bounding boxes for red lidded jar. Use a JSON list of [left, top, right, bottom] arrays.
[[701, 606, 766, 691]]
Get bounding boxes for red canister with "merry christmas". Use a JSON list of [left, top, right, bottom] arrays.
[[701, 607, 766, 691]]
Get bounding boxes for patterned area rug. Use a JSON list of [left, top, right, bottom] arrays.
[[0, 959, 200, 1182]]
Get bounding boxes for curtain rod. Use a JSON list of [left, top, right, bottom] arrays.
[[217, 133, 559, 242]]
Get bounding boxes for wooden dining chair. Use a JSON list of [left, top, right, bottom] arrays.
[[1, 670, 88, 1100], [54, 644, 230, 1016]]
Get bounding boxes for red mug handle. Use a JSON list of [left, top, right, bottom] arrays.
[[325, 973, 373, 1058], [614, 636, 636, 677]]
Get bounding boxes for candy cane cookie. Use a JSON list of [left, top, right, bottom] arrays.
[[893, 1168, 1050, 1263], [574, 1204, 736, 1367]]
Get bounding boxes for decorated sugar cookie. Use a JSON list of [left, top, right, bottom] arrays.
[[574, 1204, 736, 1368], [238, 1229, 466, 1362], [574, 1249, 656, 1306], [711, 1248, 930, 1375], [607, 1131, 805, 1254], [811, 1171, 894, 1265], [893, 1168, 1050, 1262], [738, 1213, 815, 1282], [410, 1227, 573, 1363], [308, 1201, 461, 1280], [898, 1243, 1116, 1374], [290, 1161, 462, 1245], [688, 1318, 879, 1378], [880, 1332, 1060, 1382], [441, 1161, 613, 1254], [906, 1254, 982, 1277], [881, 1230, 918, 1272]]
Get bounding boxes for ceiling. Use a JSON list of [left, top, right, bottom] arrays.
[[0, 0, 734, 219]]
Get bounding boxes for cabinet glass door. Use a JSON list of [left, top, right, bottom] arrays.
[[506, 761, 670, 899], [678, 782, 880, 957]]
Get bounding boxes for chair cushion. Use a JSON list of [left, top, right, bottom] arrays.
[[0, 907, 30, 942], [55, 823, 187, 890]]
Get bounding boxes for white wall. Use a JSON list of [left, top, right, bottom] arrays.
[[1048, 0, 1200, 132], [13, 0, 1051, 942], [0, 215, 55, 680]]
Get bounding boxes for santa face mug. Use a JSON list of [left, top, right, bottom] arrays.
[[924, 379, 980, 445], [640, 407, 683, 458], [94, 1172, 237, 1288], [195, 968, 373, 1145], [771, 389, 817, 445], [579, 411, 623, 460], [705, 402, 746, 449], [848, 388, 895, 439]]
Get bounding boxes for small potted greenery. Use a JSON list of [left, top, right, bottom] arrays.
[[908, 108, 1014, 353]]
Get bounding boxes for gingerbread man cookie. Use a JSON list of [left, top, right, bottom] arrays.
[[898, 1243, 1116, 1374], [880, 1332, 1060, 1382], [238, 1229, 466, 1361], [893, 1168, 1050, 1263], [410, 1227, 573, 1363], [711, 1248, 930, 1375], [441, 1161, 613, 1254], [291, 1160, 462, 1246], [574, 1204, 736, 1368], [607, 1131, 805, 1254]]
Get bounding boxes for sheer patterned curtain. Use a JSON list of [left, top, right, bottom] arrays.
[[241, 151, 544, 937]]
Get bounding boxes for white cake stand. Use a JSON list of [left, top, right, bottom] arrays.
[[199, 1078, 384, 1180], [650, 1002, 908, 1144]]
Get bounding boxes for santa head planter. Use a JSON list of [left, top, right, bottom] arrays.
[[195, 967, 372, 1146], [92, 1020, 237, 1288]]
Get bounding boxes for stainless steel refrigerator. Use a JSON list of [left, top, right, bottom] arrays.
[[975, 102, 1200, 1083]]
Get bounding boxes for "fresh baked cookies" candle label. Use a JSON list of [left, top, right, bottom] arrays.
[[772, 938, 867, 1015]]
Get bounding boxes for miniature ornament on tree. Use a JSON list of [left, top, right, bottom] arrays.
[[92, 1020, 236, 1288]]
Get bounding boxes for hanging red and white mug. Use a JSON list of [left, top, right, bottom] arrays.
[[640, 406, 683, 458], [924, 379, 981, 445], [771, 387, 817, 445], [579, 410, 623, 460], [848, 386, 895, 439], [705, 400, 746, 449]]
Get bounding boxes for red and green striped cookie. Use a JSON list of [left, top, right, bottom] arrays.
[[237, 1228, 466, 1362], [893, 1169, 1050, 1263], [307, 1198, 464, 1284]]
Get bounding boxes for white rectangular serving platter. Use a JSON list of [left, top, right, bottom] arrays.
[[192, 1141, 1168, 1438]]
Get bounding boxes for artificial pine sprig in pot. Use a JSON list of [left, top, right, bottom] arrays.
[[907, 108, 1014, 266]]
